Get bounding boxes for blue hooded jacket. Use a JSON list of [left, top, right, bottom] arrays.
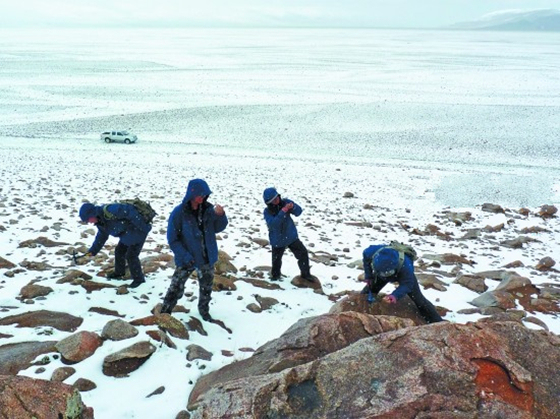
[[80, 203, 152, 256], [167, 179, 228, 268], [363, 244, 418, 300], [263, 188, 302, 248]]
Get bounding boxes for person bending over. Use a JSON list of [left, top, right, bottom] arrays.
[[362, 244, 443, 323], [79, 202, 151, 288]]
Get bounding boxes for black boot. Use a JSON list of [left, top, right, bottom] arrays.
[[128, 279, 145, 288], [199, 310, 212, 321]]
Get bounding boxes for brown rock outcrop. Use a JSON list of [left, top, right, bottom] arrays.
[[188, 312, 413, 409], [189, 321, 560, 419]]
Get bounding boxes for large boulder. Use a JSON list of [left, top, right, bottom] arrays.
[[188, 312, 414, 410], [0, 375, 94, 418], [188, 320, 560, 419]]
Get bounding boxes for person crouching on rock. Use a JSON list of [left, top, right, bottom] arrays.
[[161, 179, 228, 321], [79, 202, 151, 288], [362, 244, 443, 323], [263, 187, 315, 282]]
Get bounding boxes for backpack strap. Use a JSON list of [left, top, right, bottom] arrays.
[[102, 205, 116, 220]]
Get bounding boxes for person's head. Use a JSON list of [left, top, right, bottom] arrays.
[[263, 187, 280, 205], [79, 203, 98, 224], [184, 179, 212, 204], [373, 247, 400, 278]]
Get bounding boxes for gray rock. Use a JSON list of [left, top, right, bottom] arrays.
[[186, 344, 213, 361], [495, 274, 531, 292], [101, 319, 139, 341], [470, 291, 516, 310], [19, 283, 54, 299], [455, 274, 488, 293], [102, 341, 157, 377], [0, 341, 57, 375], [51, 366, 76, 382]]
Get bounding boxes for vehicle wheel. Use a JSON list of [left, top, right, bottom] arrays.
[[104, 137, 111, 143], [124, 139, 131, 144]]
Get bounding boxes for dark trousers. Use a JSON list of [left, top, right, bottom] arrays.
[[114, 240, 145, 281], [370, 279, 443, 324], [271, 239, 311, 279], [161, 264, 214, 315]]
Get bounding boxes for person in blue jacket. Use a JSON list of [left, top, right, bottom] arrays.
[[263, 187, 314, 282], [79, 202, 151, 288], [161, 179, 228, 321], [362, 245, 443, 323]]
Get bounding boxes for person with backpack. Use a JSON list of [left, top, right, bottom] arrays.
[[161, 179, 228, 321], [79, 201, 152, 288], [263, 187, 315, 282], [362, 243, 443, 323]]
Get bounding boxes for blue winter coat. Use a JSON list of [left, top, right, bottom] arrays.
[[363, 244, 417, 300], [167, 180, 228, 269], [263, 198, 302, 248], [89, 204, 151, 255]]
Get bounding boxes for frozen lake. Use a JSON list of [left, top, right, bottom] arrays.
[[0, 28, 559, 207]]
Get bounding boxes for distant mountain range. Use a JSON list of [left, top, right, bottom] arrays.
[[449, 9, 560, 31]]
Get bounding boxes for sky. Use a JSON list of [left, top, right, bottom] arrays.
[[1, 0, 559, 29]]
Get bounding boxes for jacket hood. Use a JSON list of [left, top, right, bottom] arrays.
[[263, 187, 279, 204], [373, 247, 400, 277], [79, 203, 100, 222], [183, 179, 212, 204]]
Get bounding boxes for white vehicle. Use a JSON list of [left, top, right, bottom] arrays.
[[101, 131, 138, 144]]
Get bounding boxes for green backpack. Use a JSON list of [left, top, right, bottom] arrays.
[[374, 241, 418, 273], [103, 198, 157, 224]]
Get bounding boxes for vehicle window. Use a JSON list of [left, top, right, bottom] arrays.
[[122, 131, 129, 135]]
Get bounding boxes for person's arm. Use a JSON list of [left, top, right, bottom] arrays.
[[287, 199, 302, 216], [264, 208, 288, 230], [390, 258, 415, 300], [167, 208, 194, 267], [211, 205, 228, 233], [89, 228, 109, 256]]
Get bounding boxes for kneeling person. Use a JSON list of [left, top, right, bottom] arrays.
[[79, 202, 152, 288], [161, 179, 228, 321], [363, 244, 443, 323]]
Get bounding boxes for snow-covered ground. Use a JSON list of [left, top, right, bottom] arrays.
[[0, 28, 559, 418], [1, 137, 559, 417]]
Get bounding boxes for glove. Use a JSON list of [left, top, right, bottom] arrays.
[[383, 295, 397, 304]]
